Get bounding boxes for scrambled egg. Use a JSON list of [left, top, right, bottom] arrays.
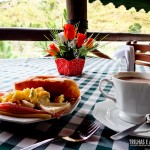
[[0, 87, 65, 108], [54, 94, 65, 103]]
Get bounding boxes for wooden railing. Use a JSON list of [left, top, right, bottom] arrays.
[[0, 28, 150, 42]]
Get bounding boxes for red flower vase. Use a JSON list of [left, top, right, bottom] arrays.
[[55, 58, 85, 76]]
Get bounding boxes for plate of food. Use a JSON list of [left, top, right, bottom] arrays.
[[0, 76, 80, 124]]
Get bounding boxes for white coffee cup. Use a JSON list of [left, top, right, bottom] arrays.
[[99, 72, 150, 124]]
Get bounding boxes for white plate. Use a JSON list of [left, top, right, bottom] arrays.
[[0, 98, 80, 124], [92, 100, 150, 138]]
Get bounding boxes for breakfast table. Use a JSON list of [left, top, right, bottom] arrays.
[[0, 56, 150, 150]]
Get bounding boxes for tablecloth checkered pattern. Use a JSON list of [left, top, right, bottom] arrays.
[[0, 57, 150, 150]]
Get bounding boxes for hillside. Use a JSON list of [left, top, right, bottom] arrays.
[[88, 0, 150, 33], [0, 0, 150, 33], [0, 0, 150, 58]]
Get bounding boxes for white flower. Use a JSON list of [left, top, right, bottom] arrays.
[[58, 32, 67, 44]]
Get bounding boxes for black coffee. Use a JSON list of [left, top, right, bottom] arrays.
[[119, 77, 150, 83]]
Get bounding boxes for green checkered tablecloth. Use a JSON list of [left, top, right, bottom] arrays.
[[0, 57, 150, 150]]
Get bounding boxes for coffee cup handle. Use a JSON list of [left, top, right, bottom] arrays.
[[99, 79, 116, 102]]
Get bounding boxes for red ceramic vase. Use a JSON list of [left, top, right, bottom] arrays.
[[55, 58, 85, 76]]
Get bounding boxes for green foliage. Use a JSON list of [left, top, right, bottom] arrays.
[[0, 41, 16, 58], [0, 0, 64, 28], [0, 0, 149, 32], [128, 23, 142, 33], [87, 1, 150, 33], [35, 41, 49, 55], [63, 9, 67, 22]]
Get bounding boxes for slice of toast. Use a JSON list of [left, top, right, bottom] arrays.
[[14, 76, 80, 101]]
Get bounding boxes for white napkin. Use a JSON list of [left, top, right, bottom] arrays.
[[113, 45, 135, 71]]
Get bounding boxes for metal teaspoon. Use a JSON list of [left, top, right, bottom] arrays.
[[110, 114, 150, 140]]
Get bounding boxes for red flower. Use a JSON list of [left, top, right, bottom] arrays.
[[76, 33, 86, 48], [0, 92, 4, 96], [84, 38, 94, 49], [63, 24, 76, 40], [46, 43, 59, 56]]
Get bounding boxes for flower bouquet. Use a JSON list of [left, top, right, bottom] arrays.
[[46, 23, 99, 76]]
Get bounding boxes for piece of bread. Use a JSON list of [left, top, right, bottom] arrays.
[[14, 76, 80, 100]]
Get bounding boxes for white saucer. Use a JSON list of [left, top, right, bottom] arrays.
[[92, 100, 150, 138]]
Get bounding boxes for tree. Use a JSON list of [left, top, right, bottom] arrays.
[[128, 23, 142, 33]]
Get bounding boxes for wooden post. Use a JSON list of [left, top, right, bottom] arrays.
[[66, 0, 88, 33]]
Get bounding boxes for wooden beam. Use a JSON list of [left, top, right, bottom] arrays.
[[0, 28, 149, 41], [87, 32, 150, 41], [0, 27, 62, 41], [66, 0, 88, 33]]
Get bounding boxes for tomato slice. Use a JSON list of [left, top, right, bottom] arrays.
[[0, 102, 49, 114]]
